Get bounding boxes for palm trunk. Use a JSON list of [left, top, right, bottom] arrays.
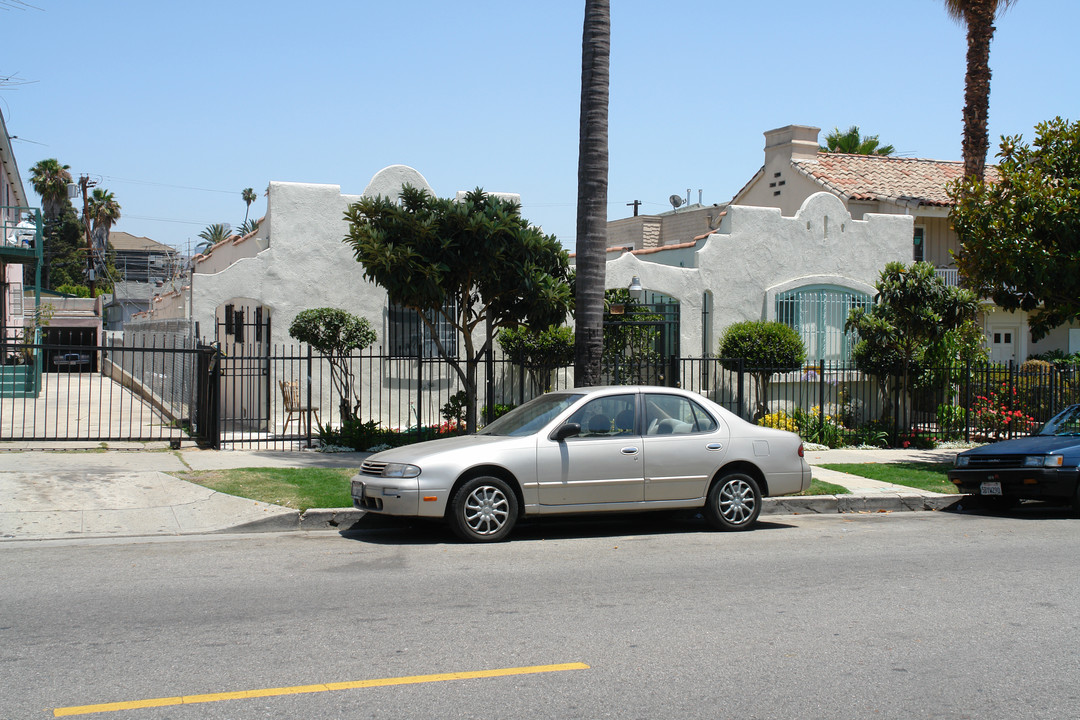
[[961, 2, 997, 181], [574, 0, 610, 387]]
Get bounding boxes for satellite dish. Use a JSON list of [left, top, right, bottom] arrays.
[[668, 194, 683, 210]]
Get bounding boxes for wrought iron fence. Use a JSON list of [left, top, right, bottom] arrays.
[[3, 331, 1079, 450]]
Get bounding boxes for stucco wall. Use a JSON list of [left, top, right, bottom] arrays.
[[188, 166, 435, 347], [604, 192, 912, 357]]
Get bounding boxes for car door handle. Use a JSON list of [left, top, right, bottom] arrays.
[[621, 447, 639, 455], [706, 443, 724, 451]]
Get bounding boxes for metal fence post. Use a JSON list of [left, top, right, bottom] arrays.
[[736, 358, 745, 420], [305, 344, 313, 448]]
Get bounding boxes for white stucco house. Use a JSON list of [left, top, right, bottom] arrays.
[[725, 124, 1078, 364], [594, 191, 912, 366]]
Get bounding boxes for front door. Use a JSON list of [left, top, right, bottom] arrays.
[[990, 326, 1018, 365], [536, 393, 643, 505]]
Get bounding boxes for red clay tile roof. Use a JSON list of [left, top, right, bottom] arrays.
[[791, 153, 1000, 207]]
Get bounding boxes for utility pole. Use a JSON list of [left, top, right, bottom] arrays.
[[78, 175, 97, 297], [626, 200, 642, 217]]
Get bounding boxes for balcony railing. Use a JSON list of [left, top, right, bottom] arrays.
[[935, 267, 959, 287]]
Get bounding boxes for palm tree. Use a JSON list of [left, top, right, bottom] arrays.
[[195, 223, 232, 254], [237, 218, 259, 236], [943, 0, 1018, 181], [87, 188, 121, 254], [29, 158, 72, 220], [242, 187, 257, 224], [820, 126, 895, 156], [574, 0, 610, 387]]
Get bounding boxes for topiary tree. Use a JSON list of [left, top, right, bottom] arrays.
[[288, 308, 377, 423], [719, 321, 806, 420], [497, 325, 575, 394]]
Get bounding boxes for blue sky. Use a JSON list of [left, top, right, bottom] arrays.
[[2, 0, 1077, 254]]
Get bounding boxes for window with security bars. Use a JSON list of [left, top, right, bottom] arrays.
[[387, 301, 458, 358], [776, 286, 871, 366]]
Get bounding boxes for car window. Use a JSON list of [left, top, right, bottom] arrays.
[[644, 394, 718, 436], [1039, 404, 1080, 436], [565, 394, 637, 438], [480, 393, 583, 436]]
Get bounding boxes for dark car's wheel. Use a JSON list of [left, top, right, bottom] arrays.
[[1071, 481, 1080, 518], [704, 472, 761, 531], [448, 476, 518, 542]]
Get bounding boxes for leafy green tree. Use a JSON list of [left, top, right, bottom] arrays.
[[498, 325, 575, 394], [195, 223, 232, 254], [287, 308, 377, 423], [943, 0, 1018, 181], [241, 187, 257, 224], [846, 261, 979, 429], [820, 126, 895, 155], [719, 321, 806, 420], [344, 185, 573, 431], [951, 117, 1080, 340], [574, 0, 610, 387]]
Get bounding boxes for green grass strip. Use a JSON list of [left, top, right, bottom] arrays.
[[818, 462, 957, 494]]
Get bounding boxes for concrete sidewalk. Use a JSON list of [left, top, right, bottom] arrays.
[[0, 442, 963, 542]]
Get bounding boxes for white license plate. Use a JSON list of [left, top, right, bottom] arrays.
[[980, 481, 1002, 496]]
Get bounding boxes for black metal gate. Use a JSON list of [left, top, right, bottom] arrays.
[[603, 294, 680, 386]]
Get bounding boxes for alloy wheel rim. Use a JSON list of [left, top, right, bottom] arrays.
[[464, 485, 510, 535], [719, 478, 755, 525]]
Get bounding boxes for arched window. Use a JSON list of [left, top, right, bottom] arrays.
[[775, 286, 871, 366]]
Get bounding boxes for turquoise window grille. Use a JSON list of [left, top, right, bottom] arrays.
[[775, 286, 871, 366]]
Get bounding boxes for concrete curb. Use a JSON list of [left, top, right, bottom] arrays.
[[222, 494, 964, 534], [762, 493, 961, 516]]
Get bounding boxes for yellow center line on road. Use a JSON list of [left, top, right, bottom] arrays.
[[52, 662, 591, 717]]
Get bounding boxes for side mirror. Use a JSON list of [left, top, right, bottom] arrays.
[[553, 423, 581, 442]]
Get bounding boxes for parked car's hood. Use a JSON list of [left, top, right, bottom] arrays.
[[367, 433, 513, 463], [961, 434, 1080, 456]]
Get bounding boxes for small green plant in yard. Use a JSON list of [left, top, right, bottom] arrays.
[[818, 462, 957, 494], [180, 468, 356, 511]]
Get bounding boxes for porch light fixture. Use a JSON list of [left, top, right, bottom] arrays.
[[628, 276, 644, 302]]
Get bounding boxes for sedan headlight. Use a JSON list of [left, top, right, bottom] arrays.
[[1024, 455, 1063, 468], [382, 462, 421, 478], [955, 456, 969, 468]]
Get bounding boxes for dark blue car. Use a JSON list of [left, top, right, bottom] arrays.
[[949, 404, 1080, 513]]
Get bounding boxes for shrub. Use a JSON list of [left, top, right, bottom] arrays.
[[793, 407, 847, 449], [972, 382, 1035, 441], [718, 321, 806, 420], [936, 403, 968, 441], [757, 411, 798, 433]]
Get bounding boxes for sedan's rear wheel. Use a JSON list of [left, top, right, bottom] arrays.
[[704, 472, 761, 531], [448, 476, 518, 543]]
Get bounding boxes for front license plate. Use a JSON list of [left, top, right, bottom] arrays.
[[980, 481, 1002, 496]]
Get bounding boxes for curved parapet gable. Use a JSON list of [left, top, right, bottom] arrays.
[[362, 165, 434, 200]]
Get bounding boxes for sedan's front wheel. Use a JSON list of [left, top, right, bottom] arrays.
[[704, 472, 761, 531], [448, 476, 518, 542]]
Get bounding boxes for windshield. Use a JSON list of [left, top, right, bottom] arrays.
[[480, 393, 583, 437], [1038, 405, 1080, 436]]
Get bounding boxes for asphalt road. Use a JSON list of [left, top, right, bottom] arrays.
[[2, 509, 1078, 719]]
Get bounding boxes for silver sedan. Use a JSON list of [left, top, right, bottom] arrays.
[[351, 385, 811, 542]]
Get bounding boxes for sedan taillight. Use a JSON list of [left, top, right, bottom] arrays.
[[798, 443, 805, 458]]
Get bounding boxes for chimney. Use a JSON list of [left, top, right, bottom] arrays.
[[763, 125, 821, 165]]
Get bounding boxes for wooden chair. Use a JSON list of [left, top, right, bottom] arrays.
[[279, 380, 320, 434]]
